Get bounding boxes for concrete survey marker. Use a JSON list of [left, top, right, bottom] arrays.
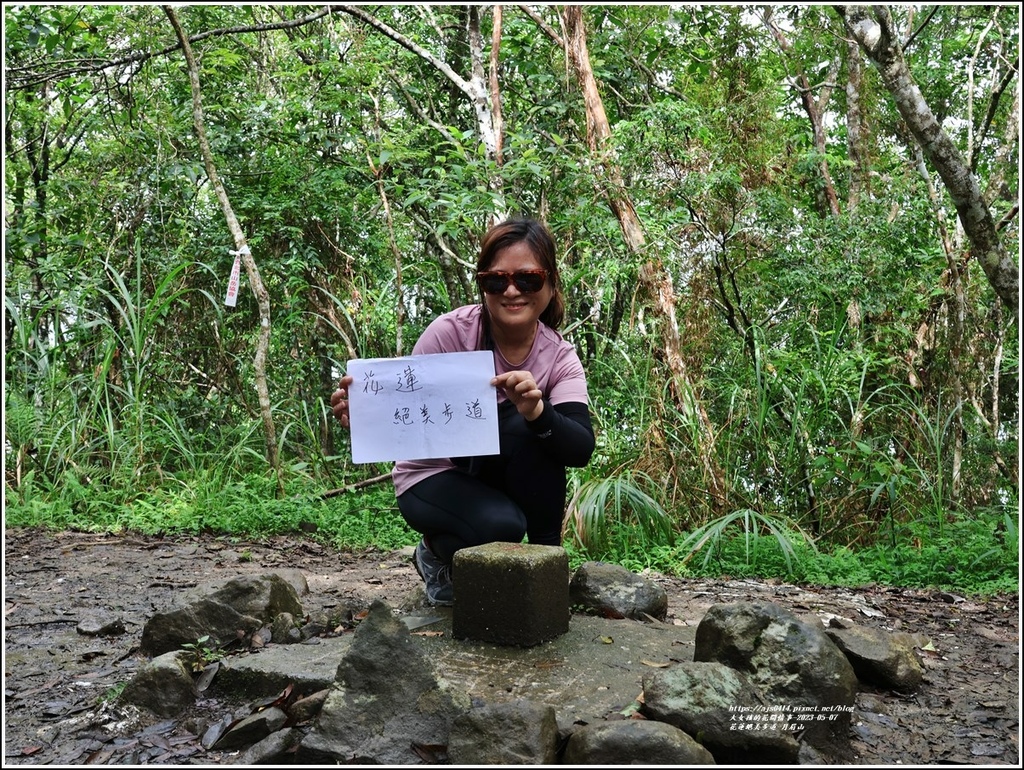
[[216, 609, 697, 729], [454, 542, 570, 647]]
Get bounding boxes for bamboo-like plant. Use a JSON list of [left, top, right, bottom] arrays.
[[563, 470, 675, 557], [675, 507, 818, 573]]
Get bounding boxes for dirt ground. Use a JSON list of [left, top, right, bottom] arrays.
[[3, 527, 1020, 766]]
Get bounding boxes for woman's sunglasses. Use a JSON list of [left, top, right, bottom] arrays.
[[476, 269, 548, 295]]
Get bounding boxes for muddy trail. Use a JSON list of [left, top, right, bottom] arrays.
[[3, 527, 1019, 765]]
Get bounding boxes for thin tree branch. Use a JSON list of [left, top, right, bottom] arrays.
[[7, 7, 336, 91]]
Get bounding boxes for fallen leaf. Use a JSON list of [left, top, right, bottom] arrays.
[[599, 635, 614, 644], [641, 659, 671, 668], [20, 746, 42, 757], [11, 676, 61, 701], [619, 699, 643, 718], [195, 661, 219, 693], [85, 748, 114, 764], [976, 627, 1015, 643], [411, 741, 448, 763], [144, 734, 172, 751], [263, 682, 295, 711], [402, 615, 443, 631], [201, 715, 233, 749], [412, 630, 444, 637]]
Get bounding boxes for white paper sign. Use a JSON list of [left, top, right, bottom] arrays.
[[347, 351, 500, 464]]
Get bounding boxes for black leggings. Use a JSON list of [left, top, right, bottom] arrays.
[[397, 407, 567, 564]]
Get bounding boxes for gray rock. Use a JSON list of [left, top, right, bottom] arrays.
[[694, 601, 857, 753], [270, 612, 298, 644], [570, 561, 669, 621], [563, 719, 715, 765], [296, 600, 470, 764], [194, 573, 304, 620], [271, 568, 310, 598], [118, 651, 195, 717], [76, 613, 126, 636], [642, 661, 800, 764], [212, 706, 288, 751], [288, 688, 330, 725], [140, 574, 304, 656], [826, 625, 925, 692], [232, 727, 303, 765], [448, 700, 559, 764]]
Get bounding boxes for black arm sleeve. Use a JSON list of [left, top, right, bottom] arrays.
[[525, 400, 595, 467]]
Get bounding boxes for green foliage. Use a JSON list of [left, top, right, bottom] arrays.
[[99, 681, 129, 704], [4, 392, 40, 457], [637, 508, 1017, 596], [317, 488, 418, 552], [564, 471, 675, 558], [180, 635, 224, 673], [4, 471, 416, 552], [673, 508, 818, 574]]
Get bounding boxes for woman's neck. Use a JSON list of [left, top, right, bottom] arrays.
[[490, 322, 536, 365]]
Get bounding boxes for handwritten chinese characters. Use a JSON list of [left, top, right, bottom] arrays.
[[347, 351, 500, 464]]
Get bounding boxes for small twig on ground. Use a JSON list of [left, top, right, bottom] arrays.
[[321, 473, 392, 499]]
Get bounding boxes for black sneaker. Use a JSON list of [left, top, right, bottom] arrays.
[[413, 539, 454, 606]]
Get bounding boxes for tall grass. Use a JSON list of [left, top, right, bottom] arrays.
[[563, 471, 675, 557], [88, 246, 193, 478]]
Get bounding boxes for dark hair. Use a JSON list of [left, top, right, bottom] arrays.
[[476, 218, 565, 336]]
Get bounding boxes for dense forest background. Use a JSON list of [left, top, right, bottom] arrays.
[[3, 5, 1019, 592]]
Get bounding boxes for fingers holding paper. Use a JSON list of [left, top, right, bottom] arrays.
[[331, 375, 354, 428], [491, 370, 544, 422]]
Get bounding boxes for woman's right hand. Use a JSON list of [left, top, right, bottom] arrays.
[[330, 375, 355, 428]]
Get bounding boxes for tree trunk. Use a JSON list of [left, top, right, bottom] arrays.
[[763, 11, 841, 217], [844, 38, 869, 212], [163, 6, 282, 494], [366, 94, 406, 356], [489, 5, 505, 169], [836, 5, 1019, 313], [339, 5, 506, 221], [559, 6, 727, 510]]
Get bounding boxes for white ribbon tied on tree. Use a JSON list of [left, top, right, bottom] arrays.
[[224, 245, 250, 307]]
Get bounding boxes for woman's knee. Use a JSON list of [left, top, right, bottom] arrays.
[[475, 501, 528, 544], [397, 473, 527, 547]]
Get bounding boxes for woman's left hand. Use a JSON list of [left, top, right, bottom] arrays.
[[491, 370, 544, 422]]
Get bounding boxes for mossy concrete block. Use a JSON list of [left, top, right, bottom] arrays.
[[453, 543, 569, 647]]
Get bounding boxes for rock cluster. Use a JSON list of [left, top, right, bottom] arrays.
[[118, 564, 927, 764]]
